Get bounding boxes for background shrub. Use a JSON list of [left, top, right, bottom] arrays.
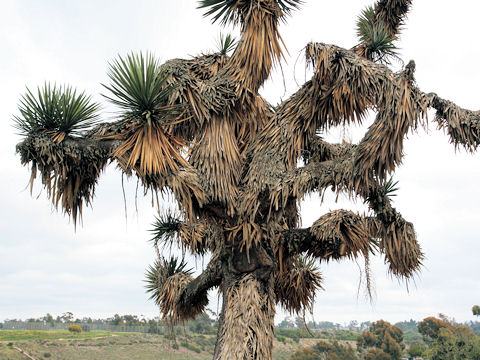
[[68, 324, 82, 333]]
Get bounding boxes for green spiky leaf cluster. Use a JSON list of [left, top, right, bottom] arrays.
[[216, 32, 237, 55], [150, 212, 182, 247], [356, 6, 399, 63], [13, 83, 100, 138], [198, 0, 303, 24], [145, 256, 193, 305], [383, 177, 399, 199], [293, 256, 318, 272], [102, 52, 174, 124]]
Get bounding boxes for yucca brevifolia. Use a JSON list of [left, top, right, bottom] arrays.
[[14, 1, 480, 359]]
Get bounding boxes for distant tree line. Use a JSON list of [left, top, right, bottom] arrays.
[[0, 312, 217, 335], [288, 312, 480, 360]]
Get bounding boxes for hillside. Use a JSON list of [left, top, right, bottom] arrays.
[[0, 331, 337, 360]]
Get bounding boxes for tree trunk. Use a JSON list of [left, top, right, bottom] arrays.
[[213, 273, 275, 360]]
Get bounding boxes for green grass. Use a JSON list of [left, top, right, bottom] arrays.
[[0, 330, 322, 359], [0, 330, 115, 341], [0, 332, 213, 360]]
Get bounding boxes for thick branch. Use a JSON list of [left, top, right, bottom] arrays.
[[281, 210, 375, 261], [374, 0, 412, 38], [222, 0, 284, 93], [431, 95, 480, 151], [177, 254, 223, 315]]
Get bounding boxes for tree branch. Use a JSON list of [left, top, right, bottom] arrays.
[[280, 210, 375, 261], [176, 254, 223, 317]]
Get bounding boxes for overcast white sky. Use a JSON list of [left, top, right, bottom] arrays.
[[1, 0, 479, 325]]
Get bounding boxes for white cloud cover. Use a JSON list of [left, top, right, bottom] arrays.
[[1, 0, 479, 325]]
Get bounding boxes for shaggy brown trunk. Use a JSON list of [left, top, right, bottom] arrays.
[[213, 246, 276, 360]]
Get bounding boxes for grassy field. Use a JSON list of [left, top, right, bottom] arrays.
[[0, 330, 324, 360], [0, 330, 116, 341]]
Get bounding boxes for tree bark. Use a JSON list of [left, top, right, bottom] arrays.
[[213, 272, 276, 360], [211, 242, 276, 360]]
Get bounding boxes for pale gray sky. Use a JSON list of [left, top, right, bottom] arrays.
[[1, 0, 479, 325]]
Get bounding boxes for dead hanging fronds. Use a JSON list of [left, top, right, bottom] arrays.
[[159, 272, 208, 324], [16, 133, 110, 226], [309, 210, 375, 261], [374, 0, 412, 38], [190, 116, 241, 212], [227, 221, 264, 251], [219, 0, 288, 92], [375, 215, 423, 279], [150, 212, 212, 255], [355, 62, 430, 180], [305, 43, 374, 128], [217, 274, 275, 360], [178, 222, 211, 255], [144, 256, 192, 306], [161, 56, 236, 132], [101, 52, 191, 179], [110, 121, 189, 178], [275, 256, 323, 314], [431, 96, 480, 152], [138, 165, 206, 221]]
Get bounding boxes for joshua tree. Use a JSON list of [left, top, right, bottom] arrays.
[[14, 1, 480, 359]]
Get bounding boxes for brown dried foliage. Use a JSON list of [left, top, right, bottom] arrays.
[[310, 210, 374, 260], [370, 216, 423, 279], [223, 0, 285, 93], [17, 134, 110, 226], [374, 0, 412, 37], [432, 96, 480, 151], [159, 273, 208, 324], [275, 257, 323, 313], [109, 121, 189, 178]]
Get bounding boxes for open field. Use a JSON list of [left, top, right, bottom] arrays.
[[0, 330, 331, 360]]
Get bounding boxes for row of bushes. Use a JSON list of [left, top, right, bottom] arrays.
[[274, 328, 358, 342]]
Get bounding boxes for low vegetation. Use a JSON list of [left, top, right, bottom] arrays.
[[2, 312, 479, 359]]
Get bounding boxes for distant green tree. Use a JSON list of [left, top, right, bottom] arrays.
[[42, 313, 55, 327], [295, 316, 306, 329], [290, 340, 358, 360], [364, 348, 391, 360], [418, 317, 453, 343], [407, 342, 426, 357], [473, 305, 480, 317], [61, 312, 74, 323], [187, 312, 216, 334], [418, 315, 480, 360], [357, 320, 404, 360], [290, 347, 320, 360], [277, 317, 296, 329]]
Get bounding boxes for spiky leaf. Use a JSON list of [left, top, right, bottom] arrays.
[[13, 83, 100, 140], [102, 52, 175, 123], [198, 0, 303, 25], [145, 256, 192, 305], [216, 32, 237, 55], [150, 212, 182, 247], [383, 177, 399, 198], [356, 6, 399, 64]]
